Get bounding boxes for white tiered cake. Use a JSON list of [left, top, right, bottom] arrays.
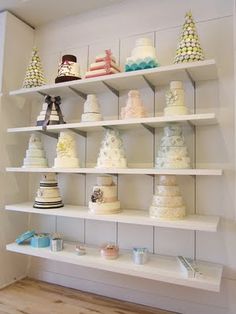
[[89, 176, 121, 214], [96, 129, 127, 168], [81, 94, 102, 122], [164, 81, 188, 116], [34, 173, 63, 209], [22, 133, 48, 168], [125, 38, 159, 72], [121, 90, 147, 119], [156, 124, 191, 169], [150, 175, 186, 219], [54, 131, 79, 168]]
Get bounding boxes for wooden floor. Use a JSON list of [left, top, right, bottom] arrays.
[[0, 278, 177, 314]]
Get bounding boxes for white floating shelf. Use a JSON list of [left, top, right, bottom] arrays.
[[9, 59, 217, 99], [7, 113, 217, 134], [6, 242, 222, 292], [5, 202, 220, 232], [6, 167, 223, 176]]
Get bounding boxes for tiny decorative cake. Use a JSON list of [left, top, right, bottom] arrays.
[[89, 176, 121, 214], [22, 47, 46, 88], [81, 94, 102, 122], [174, 12, 204, 64], [22, 133, 48, 168], [55, 55, 81, 83], [149, 175, 186, 219], [85, 49, 121, 78], [155, 124, 191, 169], [75, 244, 86, 255], [54, 131, 79, 168], [121, 90, 147, 119], [34, 173, 64, 209], [36, 95, 65, 127], [96, 129, 127, 168], [100, 243, 119, 260], [164, 81, 188, 116], [125, 38, 159, 72]]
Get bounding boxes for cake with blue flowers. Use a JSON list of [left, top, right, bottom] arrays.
[[125, 38, 159, 72]]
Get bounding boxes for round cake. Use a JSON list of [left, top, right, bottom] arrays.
[[149, 175, 186, 220], [54, 131, 79, 168], [164, 81, 188, 116], [34, 173, 64, 209], [89, 176, 121, 214], [22, 133, 48, 168], [81, 94, 102, 122]]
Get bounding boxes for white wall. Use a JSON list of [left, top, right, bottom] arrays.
[[4, 0, 236, 313], [0, 11, 35, 288]]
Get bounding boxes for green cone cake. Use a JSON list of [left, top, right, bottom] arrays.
[[23, 47, 46, 88], [174, 12, 204, 64]]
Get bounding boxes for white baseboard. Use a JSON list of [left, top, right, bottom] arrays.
[[0, 274, 27, 290]]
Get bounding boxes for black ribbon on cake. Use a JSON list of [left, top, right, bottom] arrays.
[[42, 95, 65, 130]]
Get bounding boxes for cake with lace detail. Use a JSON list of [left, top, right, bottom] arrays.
[[125, 38, 159, 72], [22, 133, 48, 168], [34, 173, 64, 209], [121, 90, 147, 119], [36, 95, 65, 127], [164, 81, 188, 116], [149, 175, 186, 219], [81, 94, 102, 122], [85, 49, 120, 78], [156, 124, 191, 169], [96, 129, 127, 168], [55, 55, 81, 83], [89, 176, 121, 214], [54, 131, 79, 168]]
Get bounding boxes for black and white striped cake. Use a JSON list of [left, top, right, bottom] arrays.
[[34, 173, 64, 209]]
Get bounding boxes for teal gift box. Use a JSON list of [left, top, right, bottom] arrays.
[[30, 233, 50, 248]]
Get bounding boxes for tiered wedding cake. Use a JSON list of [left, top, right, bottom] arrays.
[[156, 124, 191, 169], [96, 129, 127, 168], [149, 175, 186, 219], [125, 38, 159, 72], [164, 81, 188, 116], [54, 131, 79, 168], [85, 49, 120, 78], [23, 133, 48, 168], [121, 90, 147, 119], [89, 176, 121, 214], [55, 55, 81, 83], [36, 96, 65, 126], [34, 173, 64, 209], [81, 94, 102, 122]]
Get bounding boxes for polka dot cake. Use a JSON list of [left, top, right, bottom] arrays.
[[22, 47, 46, 88], [174, 12, 204, 64]]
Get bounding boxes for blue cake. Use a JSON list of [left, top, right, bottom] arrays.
[[125, 38, 160, 72]]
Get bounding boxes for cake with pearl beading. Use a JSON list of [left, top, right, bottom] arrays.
[[96, 129, 127, 168], [150, 175, 186, 219], [156, 124, 191, 169]]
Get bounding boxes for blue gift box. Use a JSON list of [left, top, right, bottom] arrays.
[[30, 233, 50, 248], [15, 230, 35, 244]]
